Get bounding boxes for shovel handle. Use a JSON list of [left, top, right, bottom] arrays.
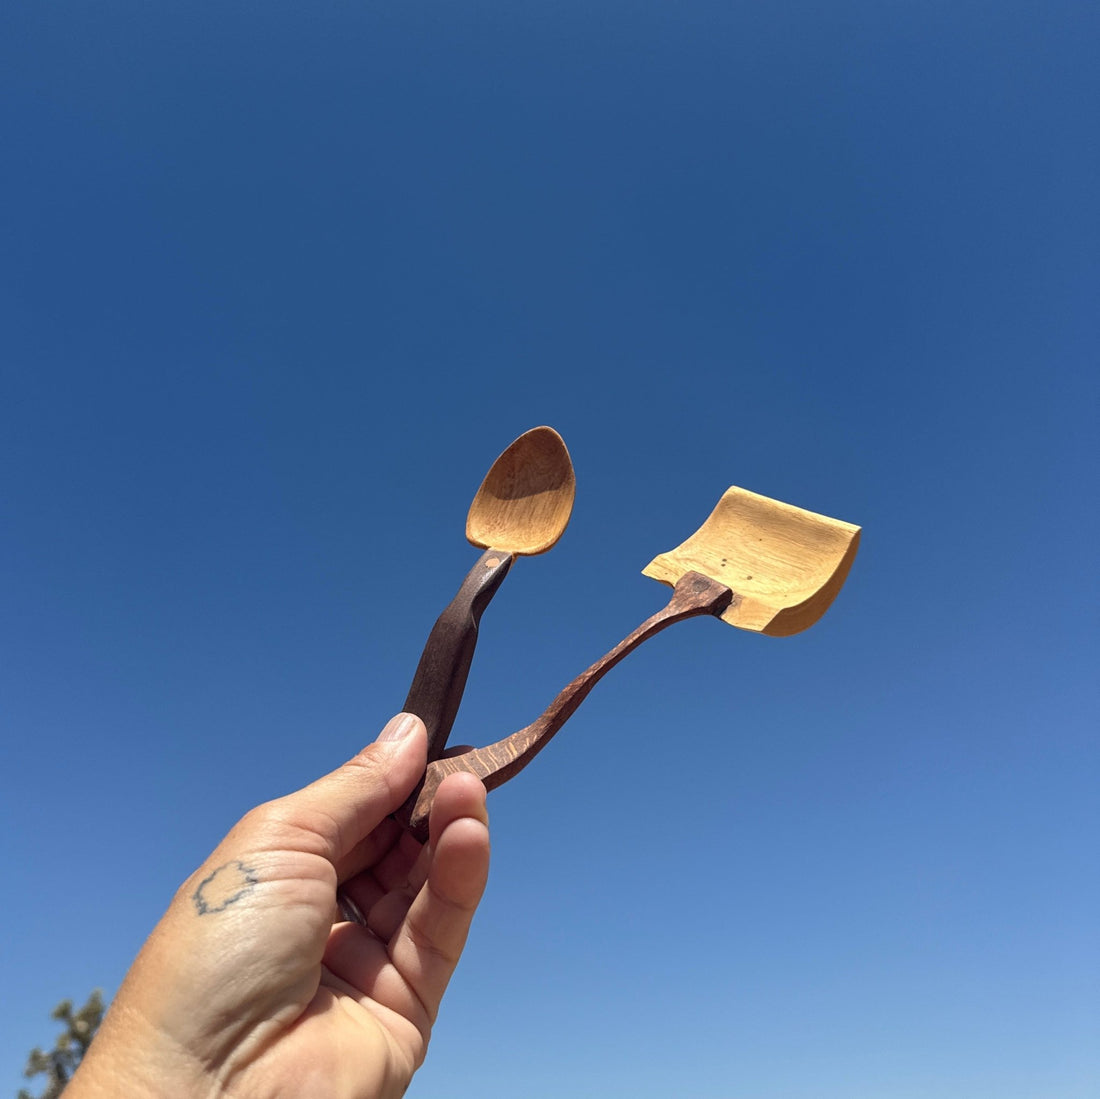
[[401, 549, 514, 765], [396, 571, 734, 840]]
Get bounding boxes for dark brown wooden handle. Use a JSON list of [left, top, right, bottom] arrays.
[[402, 549, 514, 764], [396, 571, 734, 841]]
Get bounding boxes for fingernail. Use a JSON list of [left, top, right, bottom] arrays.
[[377, 712, 419, 743]]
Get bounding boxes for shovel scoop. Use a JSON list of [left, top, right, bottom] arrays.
[[642, 485, 860, 636], [395, 486, 860, 839]]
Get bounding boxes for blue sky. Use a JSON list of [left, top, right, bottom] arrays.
[[2, 2, 1097, 1096]]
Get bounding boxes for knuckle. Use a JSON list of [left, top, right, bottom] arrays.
[[344, 747, 400, 801], [405, 916, 460, 970], [235, 799, 297, 845]]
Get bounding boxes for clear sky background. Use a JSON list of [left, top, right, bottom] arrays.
[[2, 3, 1096, 1097]]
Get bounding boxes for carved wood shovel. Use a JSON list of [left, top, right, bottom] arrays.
[[395, 486, 860, 840]]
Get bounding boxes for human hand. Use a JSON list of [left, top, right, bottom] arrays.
[[69, 713, 490, 1099]]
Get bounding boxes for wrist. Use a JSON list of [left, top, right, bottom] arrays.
[[67, 996, 217, 1099]]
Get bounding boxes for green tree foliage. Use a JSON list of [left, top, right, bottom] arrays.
[[18, 991, 105, 1099]]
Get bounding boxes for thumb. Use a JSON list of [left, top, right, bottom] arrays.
[[248, 713, 428, 867]]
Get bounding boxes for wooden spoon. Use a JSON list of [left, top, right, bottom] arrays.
[[402, 426, 575, 765]]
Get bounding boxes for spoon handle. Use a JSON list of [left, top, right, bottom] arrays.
[[396, 571, 734, 840], [402, 548, 514, 764]]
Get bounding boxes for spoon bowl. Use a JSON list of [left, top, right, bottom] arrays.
[[467, 426, 575, 555]]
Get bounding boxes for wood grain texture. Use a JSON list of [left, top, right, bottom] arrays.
[[466, 426, 576, 555], [394, 571, 733, 841], [401, 549, 514, 765], [642, 486, 860, 636]]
